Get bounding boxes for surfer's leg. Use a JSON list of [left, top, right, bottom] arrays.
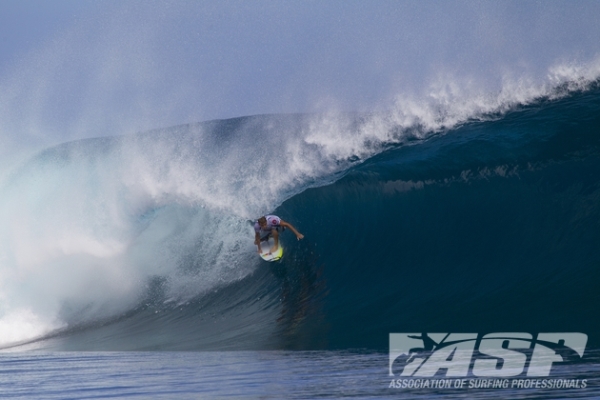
[[270, 229, 279, 252]]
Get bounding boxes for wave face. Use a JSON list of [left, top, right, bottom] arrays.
[[288, 85, 600, 350], [1, 81, 600, 351]]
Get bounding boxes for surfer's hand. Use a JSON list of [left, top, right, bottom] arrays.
[[297, 233, 304, 240]]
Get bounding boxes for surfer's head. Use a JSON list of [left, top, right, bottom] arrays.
[[258, 216, 267, 228]]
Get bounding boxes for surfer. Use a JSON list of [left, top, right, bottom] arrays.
[[254, 215, 304, 254]]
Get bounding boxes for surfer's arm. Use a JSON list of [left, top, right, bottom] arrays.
[[280, 220, 304, 240]]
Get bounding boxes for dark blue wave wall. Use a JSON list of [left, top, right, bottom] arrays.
[[277, 86, 600, 350]]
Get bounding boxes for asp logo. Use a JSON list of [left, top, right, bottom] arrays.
[[389, 333, 587, 377]]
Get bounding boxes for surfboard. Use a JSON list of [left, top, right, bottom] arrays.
[[259, 237, 283, 262]]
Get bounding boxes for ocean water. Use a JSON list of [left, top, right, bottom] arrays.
[[1, 350, 599, 399], [1, 76, 600, 397]]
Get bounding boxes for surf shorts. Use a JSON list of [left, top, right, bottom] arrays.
[[260, 226, 285, 242]]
